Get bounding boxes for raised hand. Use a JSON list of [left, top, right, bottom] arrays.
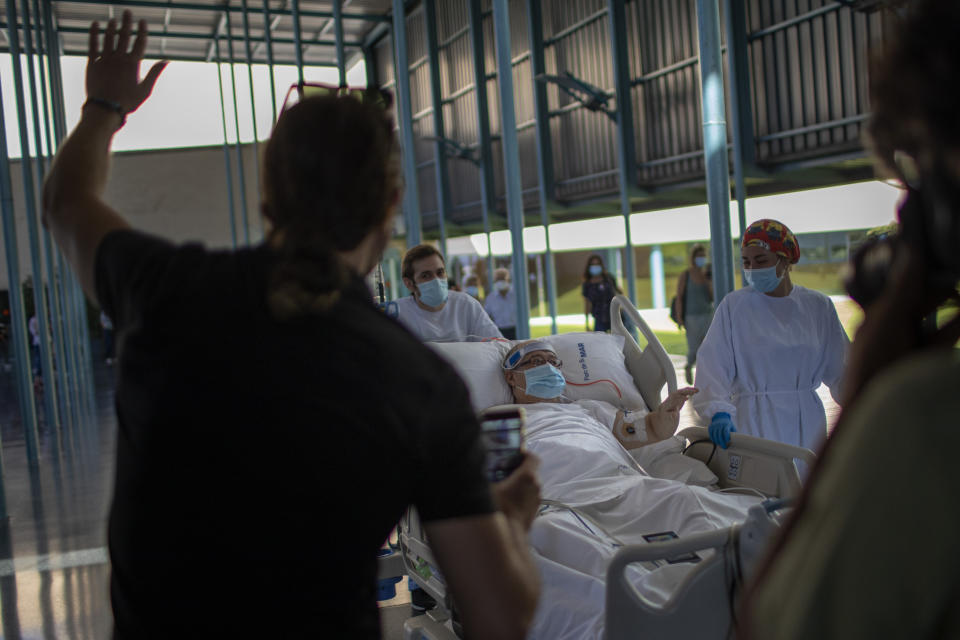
[[86, 10, 167, 118]]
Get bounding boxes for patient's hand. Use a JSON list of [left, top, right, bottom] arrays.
[[647, 387, 698, 441], [492, 452, 541, 531]]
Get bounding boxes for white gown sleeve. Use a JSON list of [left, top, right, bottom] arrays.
[[692, 295, 738, 423], [820, 296, 850, 405]]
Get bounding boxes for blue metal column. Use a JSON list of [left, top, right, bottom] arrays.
[[467, 0, 495, 289], [290, 0, 305, 84], [392, 0, 422, 247], [607, 0, 638, 304], [261, 0, 279, 122], [5, 1, 58, 461], [491, 0, 531, 340], [0, 80, 41, 479], [526, 0, 558, 335], [20, 0, 64, 459], [224, 12, 251, 246], [697, 0, 735, 301], [650, 245, 666, 308], [214, 31, 240, 249], [33, 0, 74, 443], [724, 0, 754, 286], [42, 2, 88, 434], [333, 0, 346, 86], [424, 0, 450, 259], [240, 0, 264, 239]]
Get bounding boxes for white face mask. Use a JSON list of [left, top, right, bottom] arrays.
[[494, 280, 510, 292]]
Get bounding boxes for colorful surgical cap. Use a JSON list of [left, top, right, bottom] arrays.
[[742, 219, 800, 264]]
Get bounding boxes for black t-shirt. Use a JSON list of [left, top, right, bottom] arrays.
[[95, 229, 495, 639]]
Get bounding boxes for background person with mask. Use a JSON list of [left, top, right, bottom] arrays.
[[692, 219, 848, 451], [675, 244, 714, 384], [582, 254, 623, 332], [396, 244, 502, 341], [485, 267, 517, 339]]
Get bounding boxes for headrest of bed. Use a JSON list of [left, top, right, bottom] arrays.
[[428, 333, 647, 411], [427, 340, 514, 411]]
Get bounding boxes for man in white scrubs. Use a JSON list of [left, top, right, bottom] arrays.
[[484, 268, 517, 340], [395, 244, 502, 342]]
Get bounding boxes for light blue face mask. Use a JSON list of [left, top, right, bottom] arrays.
[[417, 278, 449, 307], [465, 285, 479, 298], [523, 364, 566, 399], [744, 262, 783, 293], [589, 265, 603, 276], [694, 256, 707, 268]]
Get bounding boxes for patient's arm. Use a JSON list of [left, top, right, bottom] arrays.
[[614, 387, 698, 448], [424, 454, 541, 640]]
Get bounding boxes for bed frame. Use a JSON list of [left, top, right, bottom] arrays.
[[380, 296, 814, 639]]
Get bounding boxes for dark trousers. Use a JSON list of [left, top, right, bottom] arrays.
[[500, 326, 517, 340]]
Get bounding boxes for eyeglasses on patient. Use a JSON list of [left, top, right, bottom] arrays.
[[517, 355, 562, 369]]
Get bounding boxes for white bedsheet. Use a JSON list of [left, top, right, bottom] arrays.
[[522, 402, 761, 639]]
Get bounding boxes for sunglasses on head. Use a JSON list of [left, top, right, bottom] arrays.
[[279, 82, 393, 117]]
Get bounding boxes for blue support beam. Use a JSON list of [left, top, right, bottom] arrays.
[[491, 0, 531, 340], [0, 78, 41, 491], [526, 0, 558, 335], [607, 0, 638, 304], [20, 0, 65, 464], [5, 1, 58, 468], [240, 0, 263, 240], [697, 0, 736, 302], [223, 13, 251, 246], [261, 0, 279, 123], [214, 30, 240, 249], [423, 0, 450, 259], [333, 0, 346, 86], [392, 0, 422, 247], [467, 0, 495, 288], [724, 0, 755, 286], [42, 0, 90, 435], [290, 0, 305, 84]]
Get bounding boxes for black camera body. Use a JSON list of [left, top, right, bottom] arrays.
[[844, 170, 960, 309]]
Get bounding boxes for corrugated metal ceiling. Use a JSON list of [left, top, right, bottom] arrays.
[[1, 0, 391, 65]]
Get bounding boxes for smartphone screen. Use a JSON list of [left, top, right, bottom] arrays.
[[479, 407, 525, 482]]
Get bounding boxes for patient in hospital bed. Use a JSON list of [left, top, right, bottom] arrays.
[[494, 339, 764, 638]]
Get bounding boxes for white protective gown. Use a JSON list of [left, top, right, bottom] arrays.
[[692, 285, 848, 452]]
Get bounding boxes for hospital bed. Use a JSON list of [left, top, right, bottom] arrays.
[[381, 294, 814, 639]]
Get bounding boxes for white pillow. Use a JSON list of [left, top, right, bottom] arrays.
[[541, 332, 647, 410], [427, 341, 513, 411]]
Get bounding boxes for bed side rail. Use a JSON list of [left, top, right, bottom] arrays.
[[610, 294, 677, 411], [606, 503, 781, 640], [678, 426, 816, 499]]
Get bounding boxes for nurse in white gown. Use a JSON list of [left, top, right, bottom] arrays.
[[693, 219, 849, 452]]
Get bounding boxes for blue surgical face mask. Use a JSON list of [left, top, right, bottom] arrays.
[[417, 277, 449, 307], [589, 265, 603, 276], [494, 280, 510, 293], [465, 285, 479, 298], [523, 364, 566, 399], [744, 261, 783, 293], [694, 256, 707, 268]]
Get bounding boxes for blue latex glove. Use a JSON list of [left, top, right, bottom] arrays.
[[709, 412, 736, 449]]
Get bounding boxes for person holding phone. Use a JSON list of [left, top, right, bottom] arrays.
[[744, 2, 960, 637], [41, 13, 539, 638]]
